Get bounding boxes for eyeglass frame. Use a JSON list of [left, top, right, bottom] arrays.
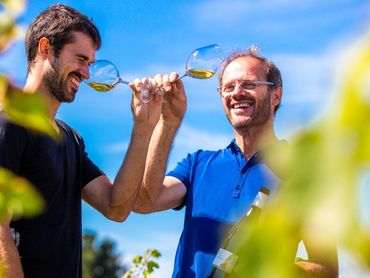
[[217, 80, 275, 96]]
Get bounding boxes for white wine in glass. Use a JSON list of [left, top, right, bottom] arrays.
[[182, 44, 223, 80], [140, 43, 224, 91], [85, 60, 153, 103]]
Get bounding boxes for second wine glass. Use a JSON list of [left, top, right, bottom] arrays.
[[181, 43, 223, 79]]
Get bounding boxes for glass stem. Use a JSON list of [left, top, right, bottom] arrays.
[[113, 77, 129, 86], [179, 73, 188, 79]]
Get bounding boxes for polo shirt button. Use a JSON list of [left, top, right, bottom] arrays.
[[235, 185, 241, 190]]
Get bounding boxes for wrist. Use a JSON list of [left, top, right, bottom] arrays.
[[159, 116, 182, 130], [132, 122, 155, 137]]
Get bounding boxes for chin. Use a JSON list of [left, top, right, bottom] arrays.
[[65, 90, 77, 103], [231, 120, 252, 130]]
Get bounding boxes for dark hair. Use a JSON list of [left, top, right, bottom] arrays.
[[218, 45, 283, 113], [25, 4, 101, 72]]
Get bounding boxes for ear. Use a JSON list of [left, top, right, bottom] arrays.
[[272, 87, 282, 109], [38, 37, 51, 59]]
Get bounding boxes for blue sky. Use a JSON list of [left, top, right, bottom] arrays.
[[1, 0, 370, 277]]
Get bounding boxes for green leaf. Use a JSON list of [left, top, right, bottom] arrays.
[[0, 167, 44, 221], [150, 249, 161, 258], [1, 79, 59, 139], [143, 270, 150, 278], [1, 0, 26, 17], [0, 14, 22, 52], [147, 261, 159, 273], [132, 255, 142, 264]]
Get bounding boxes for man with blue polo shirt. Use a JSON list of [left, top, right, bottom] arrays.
[[133, 46, 338, 278]]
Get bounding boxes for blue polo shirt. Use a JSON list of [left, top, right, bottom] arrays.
[[167, 140, 280, 278]]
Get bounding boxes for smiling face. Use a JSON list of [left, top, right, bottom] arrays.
[[42, 31, 96, 103], [220, 56, 281, 132]]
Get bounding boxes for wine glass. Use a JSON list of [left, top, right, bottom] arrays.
[[85, 60, 153, 103], [180, 43, 223, 79], [138, 44, 223, 94]]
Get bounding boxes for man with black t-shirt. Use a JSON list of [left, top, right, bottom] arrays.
[[0, 4, 168, 278]]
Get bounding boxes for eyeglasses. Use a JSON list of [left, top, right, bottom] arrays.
[[218, 80, 274, 96]]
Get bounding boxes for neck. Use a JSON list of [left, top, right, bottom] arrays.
[[24, 65, 60, 121], [234, 120, 278, 160]]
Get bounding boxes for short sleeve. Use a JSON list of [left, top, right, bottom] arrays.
[[76, 135, 104, 189], [166, 152, 193, 190], [57, 119, 104, 188], [166, 152, 197, 210]]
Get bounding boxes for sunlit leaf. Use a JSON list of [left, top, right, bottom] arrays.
[[132, 255, 142, 264], [147, 261, 159, 273], [0, 75, 6, 106], [149, 249, 161, 258], [0, 167, 44, 221], [0, 13, 22, 52], [0, 77, 59, 139], [1, 0, 26, 17]]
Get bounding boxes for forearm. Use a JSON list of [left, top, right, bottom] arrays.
[[108, 123, 155, 221], [135, 118, 181, 213], [0, 225, 24, 278]]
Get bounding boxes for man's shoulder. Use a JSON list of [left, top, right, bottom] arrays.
[[56, 119, 84, 142], [186, 146, 230, 163]]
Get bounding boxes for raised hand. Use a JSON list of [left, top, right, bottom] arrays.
[[129, 78, 164, 129], [153, 72, 187, 125]]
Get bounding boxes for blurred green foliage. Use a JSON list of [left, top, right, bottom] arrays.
[[123, 249, 161, 278], [0, 0, 48, 221], [82, 232, 126, 278]]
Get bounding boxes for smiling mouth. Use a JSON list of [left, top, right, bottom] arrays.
[[232, 101, 254, 109], [234, 103, 252, 109], [68, 73, 83, 90]]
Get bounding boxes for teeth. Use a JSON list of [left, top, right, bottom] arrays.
[[70, 75, 80, 87], [234, 103, 252, 109]]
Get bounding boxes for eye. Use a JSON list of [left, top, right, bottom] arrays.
[[76, 56, 88, 65], [223, 84, 235, 92], [240, 81, 256, 90]]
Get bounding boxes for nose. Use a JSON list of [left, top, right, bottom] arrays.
[[80, 64, 90, 80], [230, 83, 244, 98]]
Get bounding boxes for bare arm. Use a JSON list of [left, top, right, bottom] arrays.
[[0, 218, 24, 278], [134, 72, 188, 213], [82, 80, 164, 222]]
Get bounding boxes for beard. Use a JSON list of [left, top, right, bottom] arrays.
[[41, 58, 76, 103], [227, 92, 273, 131]]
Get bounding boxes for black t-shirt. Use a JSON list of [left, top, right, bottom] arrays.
[[0, 113, 103, 278]]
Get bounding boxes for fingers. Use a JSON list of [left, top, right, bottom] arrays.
[[169, 72, 179, 82], [130, 72, 182, 102], [129, 78, 142, 95], [153, 74, 165, 97]]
